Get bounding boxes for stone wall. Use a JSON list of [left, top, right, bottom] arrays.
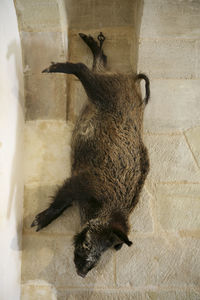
[[137, 0, 200, 298], [14, 0, 200, 299]]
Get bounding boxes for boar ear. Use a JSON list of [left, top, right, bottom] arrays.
[[112, 228, 132, 247]]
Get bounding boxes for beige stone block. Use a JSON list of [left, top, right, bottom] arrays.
[[68, 28, 135, 73], [21, 281, 57, 300], [155, 184, 200, 231], [21, 32, 65, 75], [25, 75, 67, 120], [158, 238, 200, 287], [57, 289, 200, 300], [144, 134, 200, 182], [147, 290, 200, 300], [141, 0, 200, 39], [66, 0, 135, 30], [15, 0, 60, 32], [138, 40, 196, 79], [156, 183, 200, 199], [105, 35, 135, 73], [24, 185, 80, 234], [196, 41, 200, 78], [57, 289, 146, 300], [116, 237, 159, 287], [22, 235, 115, 288], [185, 290, 200, 300], [24, 121, 73, 185], [129, 187, 153, 233], [21, 235, 55, 284], [116, 237, 200, 287], [144, 80, 200, 133], [185, 127, 200, 168]]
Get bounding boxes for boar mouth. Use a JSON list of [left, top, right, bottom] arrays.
[[76, 270, 87, 278]]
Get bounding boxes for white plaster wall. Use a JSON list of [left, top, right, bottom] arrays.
[[0, 1, 24, 299]]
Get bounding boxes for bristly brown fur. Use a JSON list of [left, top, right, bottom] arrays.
[[32, 32, 150, 277]]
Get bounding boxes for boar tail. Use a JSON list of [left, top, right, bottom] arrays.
[[135, 73, 150, 105]]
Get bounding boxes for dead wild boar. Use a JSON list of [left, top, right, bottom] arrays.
[[31, 32, 150, 278]]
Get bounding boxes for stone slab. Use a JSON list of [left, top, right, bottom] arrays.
[[144, 80, 200, 133], [116, 237, 200, 288], [138, 39, 196, 79], [21, 32, 65, 75], [147, 290, 200, 300], [140, 0, 200, 39], [65, 0, 135, 30], [144, 134, 200, 183], [155, 184, 200, 231], [57, 289, 147, 300], [185, 127, 200, 169], [196, 41, 200, 78], [25, 75, 67, 120], [24, 121, 73, 185], [21, 280, 57, 300], [15, 0, 61, 32]]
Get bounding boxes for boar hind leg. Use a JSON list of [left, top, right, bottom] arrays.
[[79, 33, 100, 56], [79, 32, 107, 72], [31, 177, 78, 231]]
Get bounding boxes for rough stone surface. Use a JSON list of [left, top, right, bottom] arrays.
[[65, 0, 135, 29], [21, 32, 65, 75], [155, 183, 200, 232], [22, 235, 115, 288], [144, 134, 200, 182], [138, 39, 196, 79], [24, 185, 80, 234], [21, 235, 56, 284], [116, 237, 200, 288], [24, 121, 73, 185], [185, 127, 200, 169], [144, 80, 200, 133], [25, 75, 67, 120], [129, 187, 153, 233], [15, 0, 61, 32], [158, 238, 200, 287], [21, 281, 57, 300], [116, 237, 159, 287], [196, 41, 200, 78], [57, 290, 147, 300], [140, 0, 200, 39], [57, 289, 200, 300], [147, 290, 200, 300]]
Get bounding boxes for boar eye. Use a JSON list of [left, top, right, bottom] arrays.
[[83, 241, 90, 248]]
